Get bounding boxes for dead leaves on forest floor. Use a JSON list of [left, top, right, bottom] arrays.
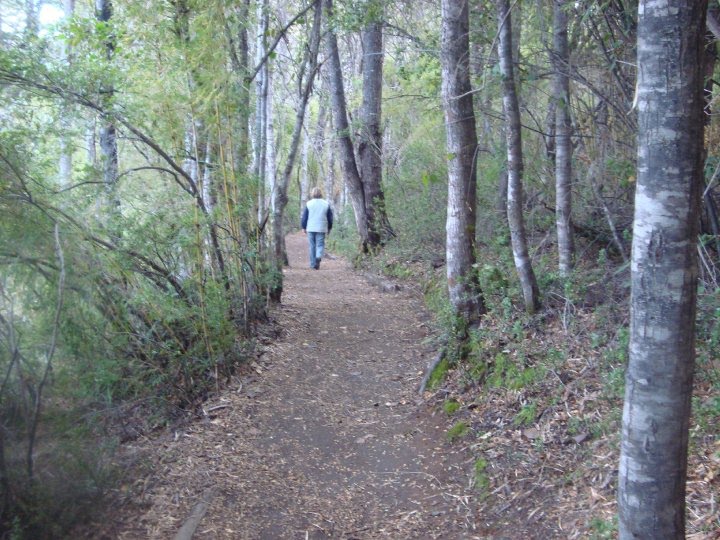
[[423, 309, 720, 539]]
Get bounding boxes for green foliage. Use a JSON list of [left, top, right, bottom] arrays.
[[473, 458, 490, 494], [446, 421, 470, 442], [486, 353, 545, 390], [426, 357, 451, 390], [442, 399, 461, 415], [514, 402, 538, 426], [589, 515, 618, 540], [0, 3, 267, 534]]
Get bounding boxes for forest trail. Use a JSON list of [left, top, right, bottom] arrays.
[[112, 232, 480, 539]]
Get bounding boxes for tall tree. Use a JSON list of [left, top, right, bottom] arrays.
[[270, 0, 322, 301], [323, 0, 392, 252], [253, 0, 269, 225], [617, 1, 707, 537], [497, 0, 540, 313], [58, 0, 75, 189], [95, 0, 119, 221], [440, 0, 485, 324], [552, 0, 574, 275], [357, 8, 391, 246]]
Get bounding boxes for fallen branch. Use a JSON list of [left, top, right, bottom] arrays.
[[173, 487, 217, 540], [418, 347, 446, 395]]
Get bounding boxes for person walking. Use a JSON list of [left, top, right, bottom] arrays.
[[301, 187, 333, 270]]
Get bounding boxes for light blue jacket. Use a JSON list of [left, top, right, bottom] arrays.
[[301, 199, 333, 233]]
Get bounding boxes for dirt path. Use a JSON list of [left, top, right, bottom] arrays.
[[114, 233, 479, 539]]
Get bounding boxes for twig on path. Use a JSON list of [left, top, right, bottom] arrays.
[[203, 404, 231, 415], [376, 470, 443, 488]]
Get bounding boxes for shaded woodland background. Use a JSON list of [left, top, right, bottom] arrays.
[[0, 0, 718, 537]]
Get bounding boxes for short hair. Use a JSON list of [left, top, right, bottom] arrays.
[[311, 187, 323, 199]]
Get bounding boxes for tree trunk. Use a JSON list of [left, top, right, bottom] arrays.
[[497, 0, 539, 314], [86, 116, 97, 166], [265, 64, 276, 217], [236, 0, 252, 174], [253, 0, 269, 226], [300, 130, 310, 218], [552, 0, 574, 276], [358, 17, 392, 246], [323, 0, 370, 250], [440, 0, 485, 324], [96, 0, 120, 222], [58, 0, 75, 189], [618, 1, 706, 538], [24, 0, 38, 37], [269, 1, 321, 301], [325, 118, 336, 209]]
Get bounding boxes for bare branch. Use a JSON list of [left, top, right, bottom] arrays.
[[247, 0, 318, 84]]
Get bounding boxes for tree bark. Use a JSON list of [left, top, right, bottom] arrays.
[[358, 16, 392, 246], [324, 117, 336, 209], [497, 0, 539, 314], [58, 0, 75, 189], [253, 0, 269, 226], [440, 0, 485, 324], [299, 130, 310, 218], [95, 0, 120, 222], [552, 0, 574, 276], [617, 2, 707, 538], [323, 0, 370, 249]]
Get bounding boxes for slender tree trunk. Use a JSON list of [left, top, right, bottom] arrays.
[[300, 130, 310, 217], [323, 0, 370, 250], [358, 17, 392, 246], [440, 0, 485, 324], [265, 64, 276, 216], [269, 1, 321, 301], [24, 0, 38, 37], [618, 2, 706, 537], [253, 0, 269, 226], [58, 0, 75, 189], [202, 138, 214, 213], [96, 0, 120, 222], [324, 117, 335, 208], [236, 0, 251, 174], [86, 116, 97, 166], [552, 0, 574, 275], [497, 0, 539, 314]]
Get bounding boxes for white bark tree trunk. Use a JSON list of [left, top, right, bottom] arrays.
[[253, 0, 269, 226], [552, 0, 574, 276], [96, 0, 120, 222], [58, 0, 75, 189], [440, 0, 485, 324], [265, 65, 276, 215], [497, 0, 539, 314], [618, 1, 706, 537], [299, 130, 310, 219], [86, 116, 97, 166], [323, 121, 335, 209]]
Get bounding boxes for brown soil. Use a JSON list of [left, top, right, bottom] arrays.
[[104, 233, 482, 539]]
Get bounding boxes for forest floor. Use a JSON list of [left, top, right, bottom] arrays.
[[85, 232, 719, 539]]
